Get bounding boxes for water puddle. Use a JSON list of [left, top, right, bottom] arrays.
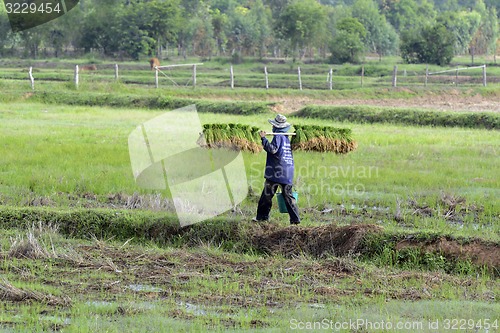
[[87, 300, 114, 307], [177, 301, 207, 316], [86, 300, 156, 312], [127, 284, 163, 293], [39, 315, 71, 326]]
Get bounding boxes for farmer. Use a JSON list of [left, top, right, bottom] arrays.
[[253, 114, 300, 224]]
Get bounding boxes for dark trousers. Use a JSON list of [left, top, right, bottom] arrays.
[[256, 179, 300, 223]]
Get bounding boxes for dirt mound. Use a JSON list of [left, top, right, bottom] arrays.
[[251, 223, 382, 258], [396, 237, 500, 269], [250, 223, 499, 272]]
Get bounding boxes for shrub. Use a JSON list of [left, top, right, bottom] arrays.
[[296, 105, 499, 130], [29, 92, 272, 115]]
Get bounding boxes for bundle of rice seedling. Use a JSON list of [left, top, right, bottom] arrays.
[[240, 125, 262, 153], [199, 123, 263, 153], [290, 125, 357, 154], [227, 123, 246, 150], [292, 125, 308, 150], [199, 123, 357, 154]]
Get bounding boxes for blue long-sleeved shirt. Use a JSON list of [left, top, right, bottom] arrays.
[[261, 134, 294, 185]]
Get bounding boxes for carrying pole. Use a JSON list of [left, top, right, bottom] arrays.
[[265, 133, 296, 136]]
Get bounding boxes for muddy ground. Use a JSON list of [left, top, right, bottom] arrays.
[[1, 224, 498, 311]]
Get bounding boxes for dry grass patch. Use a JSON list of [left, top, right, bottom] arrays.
[[7, 223, 58, 259], [0, 278, 71, 306]]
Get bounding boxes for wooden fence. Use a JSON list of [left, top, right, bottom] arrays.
[[24, 63, 491, 91]]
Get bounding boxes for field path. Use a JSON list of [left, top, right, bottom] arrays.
[[270, 93, 500, 114]]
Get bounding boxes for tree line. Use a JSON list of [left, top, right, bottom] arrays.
[[0, 0, 498, 65]]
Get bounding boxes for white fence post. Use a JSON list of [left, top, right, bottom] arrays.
[[328, 68, 333, 90], [298, 66, 302, 90], [74, 65, 79, 89], [482, 64, 487, 87], [361, 65, 364, 87], [28, 66, 34, 91], [392, 65, 398, 88], [192, 64, 197, 89], [425, 64, 428, 87], [155, 68, 159, 88], [264, 66, 269, 90], [230, 65, 234, 89], [115, 64, 119, 81]]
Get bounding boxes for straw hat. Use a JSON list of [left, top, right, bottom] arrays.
[[268, 114, 290, 128]]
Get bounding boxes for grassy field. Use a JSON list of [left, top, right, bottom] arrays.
[[0, 59, 499, 332]]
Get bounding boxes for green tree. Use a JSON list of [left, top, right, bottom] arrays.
[[211, 9, 228, 55], [44, 5, 84, 57], [483, 0, 500, 15], [141, 0, 182, 57], [468, 1, 498, 63], [275, 0, 327, 59], [437, 10, 481, 55], [115, 4, 155, 60], [0, 1, 15, 55], [267, 0, 292, 19], [188, 2, 216, 58], [76, 3, 121, 54], [384, 0, 436, 32], [329, 17, 367, 63], [225, 5, 251, 58], [19, 28, 45, 58], [223, 3, 272, 59], [422, 24, 455, 65], [400, 24, 455, 65], [433, 0, 460, 11], [248, 0, 272, 58], [352, 0, 398, 59]]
